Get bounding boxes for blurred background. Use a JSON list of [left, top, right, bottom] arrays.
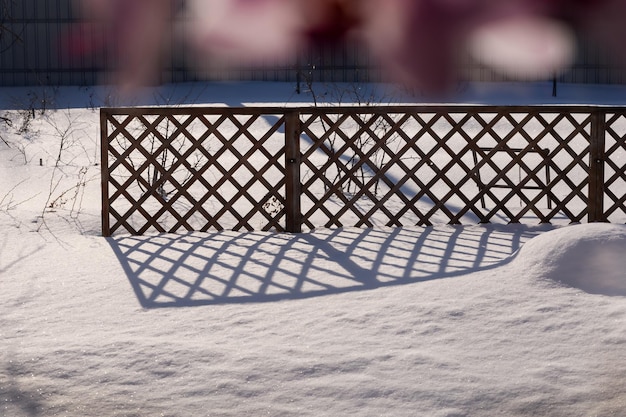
[[0, 0, 625, 89]]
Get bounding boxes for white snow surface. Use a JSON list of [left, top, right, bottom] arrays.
[[1, 81, 626, 417]]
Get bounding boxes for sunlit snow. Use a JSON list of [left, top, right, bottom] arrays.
[[1, 81, 626, 417]]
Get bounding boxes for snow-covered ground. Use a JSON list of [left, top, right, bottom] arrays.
[[1, 81, 626, 417]]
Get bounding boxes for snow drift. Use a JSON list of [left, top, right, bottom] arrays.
[[517, 223, 626, 296]]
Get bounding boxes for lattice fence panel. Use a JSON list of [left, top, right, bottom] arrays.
[[298, 107, 596, 229], [102, 108, 287, 235], [605, 112, 626, 223], [102, 106, 626, 236]]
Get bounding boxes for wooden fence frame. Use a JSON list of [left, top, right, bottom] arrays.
[[101, 105, 626, 236]]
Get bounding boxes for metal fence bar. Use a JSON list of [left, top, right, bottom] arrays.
[[100, 108, 111, 236], [589, 110, 607, 222], [285, 110, 302, 233]]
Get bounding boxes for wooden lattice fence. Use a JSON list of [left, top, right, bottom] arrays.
[[101, 106, 626, 236]]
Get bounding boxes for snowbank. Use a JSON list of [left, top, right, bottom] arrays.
[[3, 81, 626, 417], [517, 223, 626, 295]]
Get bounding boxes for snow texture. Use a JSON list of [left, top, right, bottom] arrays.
[[1, 81, 626, 417]]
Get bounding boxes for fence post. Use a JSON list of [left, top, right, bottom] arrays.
[[588, 110, 606, 222], [100, 109, 111, 237], [285, 111, 302, 233]]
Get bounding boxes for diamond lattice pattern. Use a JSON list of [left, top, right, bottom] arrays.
[[102, 106, 625, 236], [104, 109, 287, 235]]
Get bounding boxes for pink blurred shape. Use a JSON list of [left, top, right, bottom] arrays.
[[68, 0, 626, 93]]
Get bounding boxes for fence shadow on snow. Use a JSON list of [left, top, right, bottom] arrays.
[[101, 105, 625, 307], [108, 224, 547, 308]]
